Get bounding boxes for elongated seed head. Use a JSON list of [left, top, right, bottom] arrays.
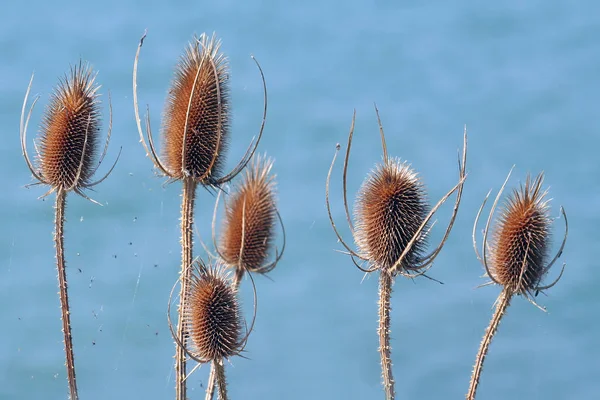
[[184, 261, 242, 361], [162, 33, 229, 183], [490, 173, 551, 293], [38, 62, 101, 190], [220, 155, 277, 273], [354, 159, 429, 273]]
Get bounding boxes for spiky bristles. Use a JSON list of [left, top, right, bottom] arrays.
[[220, 154, 277, 274], [162, 33, 230, 183], [354, 159, 429, 273], [183, 261, 243, 362], [38, 62, 101, 190], [489, 173, 551, 293]]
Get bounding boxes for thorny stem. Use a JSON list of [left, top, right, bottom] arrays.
[[215, 358, 228, 400], [176, 177, 197, 400], [205, 364, 217, 400], [378, 271, 395, 400], [467, 289, 512, 400], [206, 268, 244, 400], [55, 188, 79, 400]]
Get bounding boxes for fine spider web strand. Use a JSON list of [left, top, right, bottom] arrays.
[[113, 259, 145, 372]]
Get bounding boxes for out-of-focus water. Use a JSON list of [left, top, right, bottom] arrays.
[[1, 1, 598, 399]]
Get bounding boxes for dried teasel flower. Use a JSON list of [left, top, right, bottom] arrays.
[[214, 154, 285, 285], [21, 61, 118, 200], [133, 31, 268, 187], [168, 260, 255, 398], [354, 159, 429, 273], [467, 169, 568, 400], [326, 106, 467, 400], [473, 168, 568, 301], [326, 106, 467, 278], [20, 61, 118, 400]]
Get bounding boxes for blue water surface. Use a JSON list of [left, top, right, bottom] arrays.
[[0, 1, 598, 399]]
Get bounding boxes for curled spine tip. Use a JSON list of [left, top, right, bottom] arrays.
[[354, 159, 429, 273], [184, 260, 243, 362], [163, 33, 230, 182], [38, 61, 101, 191], [489, 172, 553, 293], [219, 154, 278, 274]]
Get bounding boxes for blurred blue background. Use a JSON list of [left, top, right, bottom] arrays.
[[1, 1, 598, 399]]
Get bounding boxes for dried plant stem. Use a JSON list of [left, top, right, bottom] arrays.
[[215, 359, 228, 400], [378, 271, 395, 400], [467, 289, 512, 400], [176, 177, 197, 400], [54, 188, 78, 400], [205, 269, 243, 400]]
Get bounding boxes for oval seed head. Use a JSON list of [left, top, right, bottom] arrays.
[[162, 33, 229, 183], [185, 261, 243, 361], [489, 173, 551, 293], [354, 159, 429, 273], [39, 62, 101, 190], [220, 154, 277, 273]]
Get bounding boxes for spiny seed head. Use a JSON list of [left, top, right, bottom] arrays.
[[38, 61, 101, 190], [184, 261, 242, 361], [354, 159, 429, 273], [162, 33, 229, 183], [220, 154, 277, 274], [490, 173, 551, 293]]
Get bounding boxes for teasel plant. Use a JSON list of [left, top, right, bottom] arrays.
[[20, 61, 119, 400], [167, 259, 256, 400], [199, 153, 285, 399], [326, 106, 467, 399], [133, 31, 267, 400], [467, 168, 568, 400]]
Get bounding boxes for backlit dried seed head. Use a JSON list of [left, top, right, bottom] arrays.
[[219, 155, 277, 273], [490, 173, 551, 293], [39, 62, 101, 190], [354, 159, 429, 273], [162, 33, 229, 183], [184, 261, 243, 361]]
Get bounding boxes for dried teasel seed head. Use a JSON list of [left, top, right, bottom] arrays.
[[354, 159, 429, 273], [162, 33, 229, 183], [219, 154, 277, 274], [184, 261, 243, 361], [489, 173, 551, 293], [39, 62, 101, 190]]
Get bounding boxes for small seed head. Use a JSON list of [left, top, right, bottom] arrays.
[[39, 62, 101, 190], [162, 33, 229, 183], [489, 173, 551, 293], [184, 261, 242, 361], [220, 155, 277, 273], [354, 159, 429, 273]]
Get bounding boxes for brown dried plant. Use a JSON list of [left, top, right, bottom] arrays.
[[467, 169, 568, 400], [215, 154, 285, 286], [326, 106, 467, 399], [133, 31, 267, 400], [20, 62, 118, 400], [168, 260, 256, 400], [200, 154, 285, 400]]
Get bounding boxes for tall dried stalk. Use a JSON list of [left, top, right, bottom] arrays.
[[203, 154, 285, 399], [326, 107, 467, 399], [133, 30, 267, 399], [20, 62, 117, 399], [468, 170, 569, 399]]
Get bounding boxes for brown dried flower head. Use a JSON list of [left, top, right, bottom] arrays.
[[354, 159, 429, 272], [38, 62, 101, 191], [162, 33, 229, 183], [489, 173, 551, 293], [184, 261, 243, 362], [219, 154, 278, 274]]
